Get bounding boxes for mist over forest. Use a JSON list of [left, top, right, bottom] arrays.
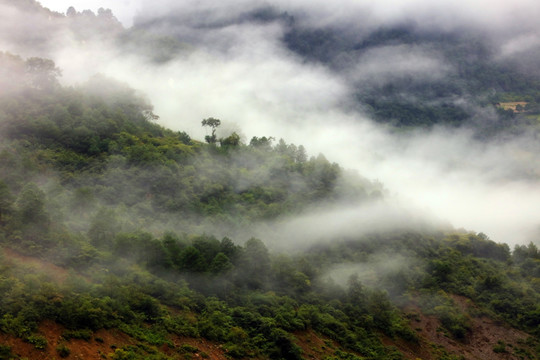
[[9, 0, 538, 246], [0, 1, 539, 359]]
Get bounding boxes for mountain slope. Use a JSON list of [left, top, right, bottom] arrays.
[[0, 54, 538, 360]]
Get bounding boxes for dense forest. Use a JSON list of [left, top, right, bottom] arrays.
[[0, 1, 540, 360], [0, 51, 538, 360]]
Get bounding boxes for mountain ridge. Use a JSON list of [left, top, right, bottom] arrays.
[[0, 2, 539, 359]]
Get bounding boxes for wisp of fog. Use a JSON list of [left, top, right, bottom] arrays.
[[7, 0, 540, 246]]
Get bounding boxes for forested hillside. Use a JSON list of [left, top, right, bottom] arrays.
[[284, 21, 540, 131], [0, 1, 540, 360], [0, 51, 538, 360]]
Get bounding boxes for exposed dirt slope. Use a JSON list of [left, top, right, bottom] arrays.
[[390, 296, 537, 360], [0, 320, 229, 360], [294, 330, 346, 359]]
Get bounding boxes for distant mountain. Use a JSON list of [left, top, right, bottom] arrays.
[[128, 4, 540, 136], [4, 0, 540, 135], [0, 2, 539, 360]]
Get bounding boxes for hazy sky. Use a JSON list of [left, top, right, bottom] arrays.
[[39, 0, 142, 25], [17, 0, 540, 246], [38, 0, 540, 31]]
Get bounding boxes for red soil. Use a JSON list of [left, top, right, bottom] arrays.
[[393, 296, 536, 360]]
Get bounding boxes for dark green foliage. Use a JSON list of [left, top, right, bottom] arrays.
[[210, 252, 233, 274], [492, 340, 507, 353], [237, 238, 271, 290], [88, 208, 119, 249], [0, 344, 16, 360], [0, 53, 538, 360], [179, 246, 206, 273], [326, 350, 365, 360], [283, 21, 540, 135], [56, 343, 71, 357], [15, 183, 48, 225], [0, 181, 14, 225], [433, 304, 470, 339], [201, 117, 221, 144], [364, 99, 469, 127], [268, 328, 303, 360]]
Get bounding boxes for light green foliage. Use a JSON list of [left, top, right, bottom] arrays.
[[109, 346, 173, 360], [26, 334, 47, 350], [61, 328, 93, 341]]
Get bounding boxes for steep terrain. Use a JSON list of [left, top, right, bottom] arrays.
[[0, 54, 538, 359], [0, 2, 539, 360]]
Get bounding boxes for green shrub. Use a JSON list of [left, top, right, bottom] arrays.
[[0, 344, 16, 360], [432, 305, 470, 339], [26, 334, 47, 349], [56, 343, 71, 358], [118, 324, 167, 346], [0, 314, 35, 338], [222, 344, 246, 359], [326, 350, 365, 360], [178, 344, 199, 354], [62, 328, 93, 341], [110, 348, 137, 360], [493, 340, 507, 353]]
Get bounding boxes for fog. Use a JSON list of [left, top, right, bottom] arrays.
[[324, 252, 412, 291], [345, 45, 453, 86], [250, 200, 449, 252], [6, 0, 540, 246]]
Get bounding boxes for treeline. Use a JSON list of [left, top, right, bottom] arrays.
[[0, 54, 539, 359], [1, 218, 539, 358], [0, 231, 415, 359], [0, 53, 392, 359], [0, 53, 376, 228]]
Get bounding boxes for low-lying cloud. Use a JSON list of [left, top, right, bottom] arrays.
[[347, 44, 453, 85], [5, 0, 540, 246], [252, 200, 449, 252]]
